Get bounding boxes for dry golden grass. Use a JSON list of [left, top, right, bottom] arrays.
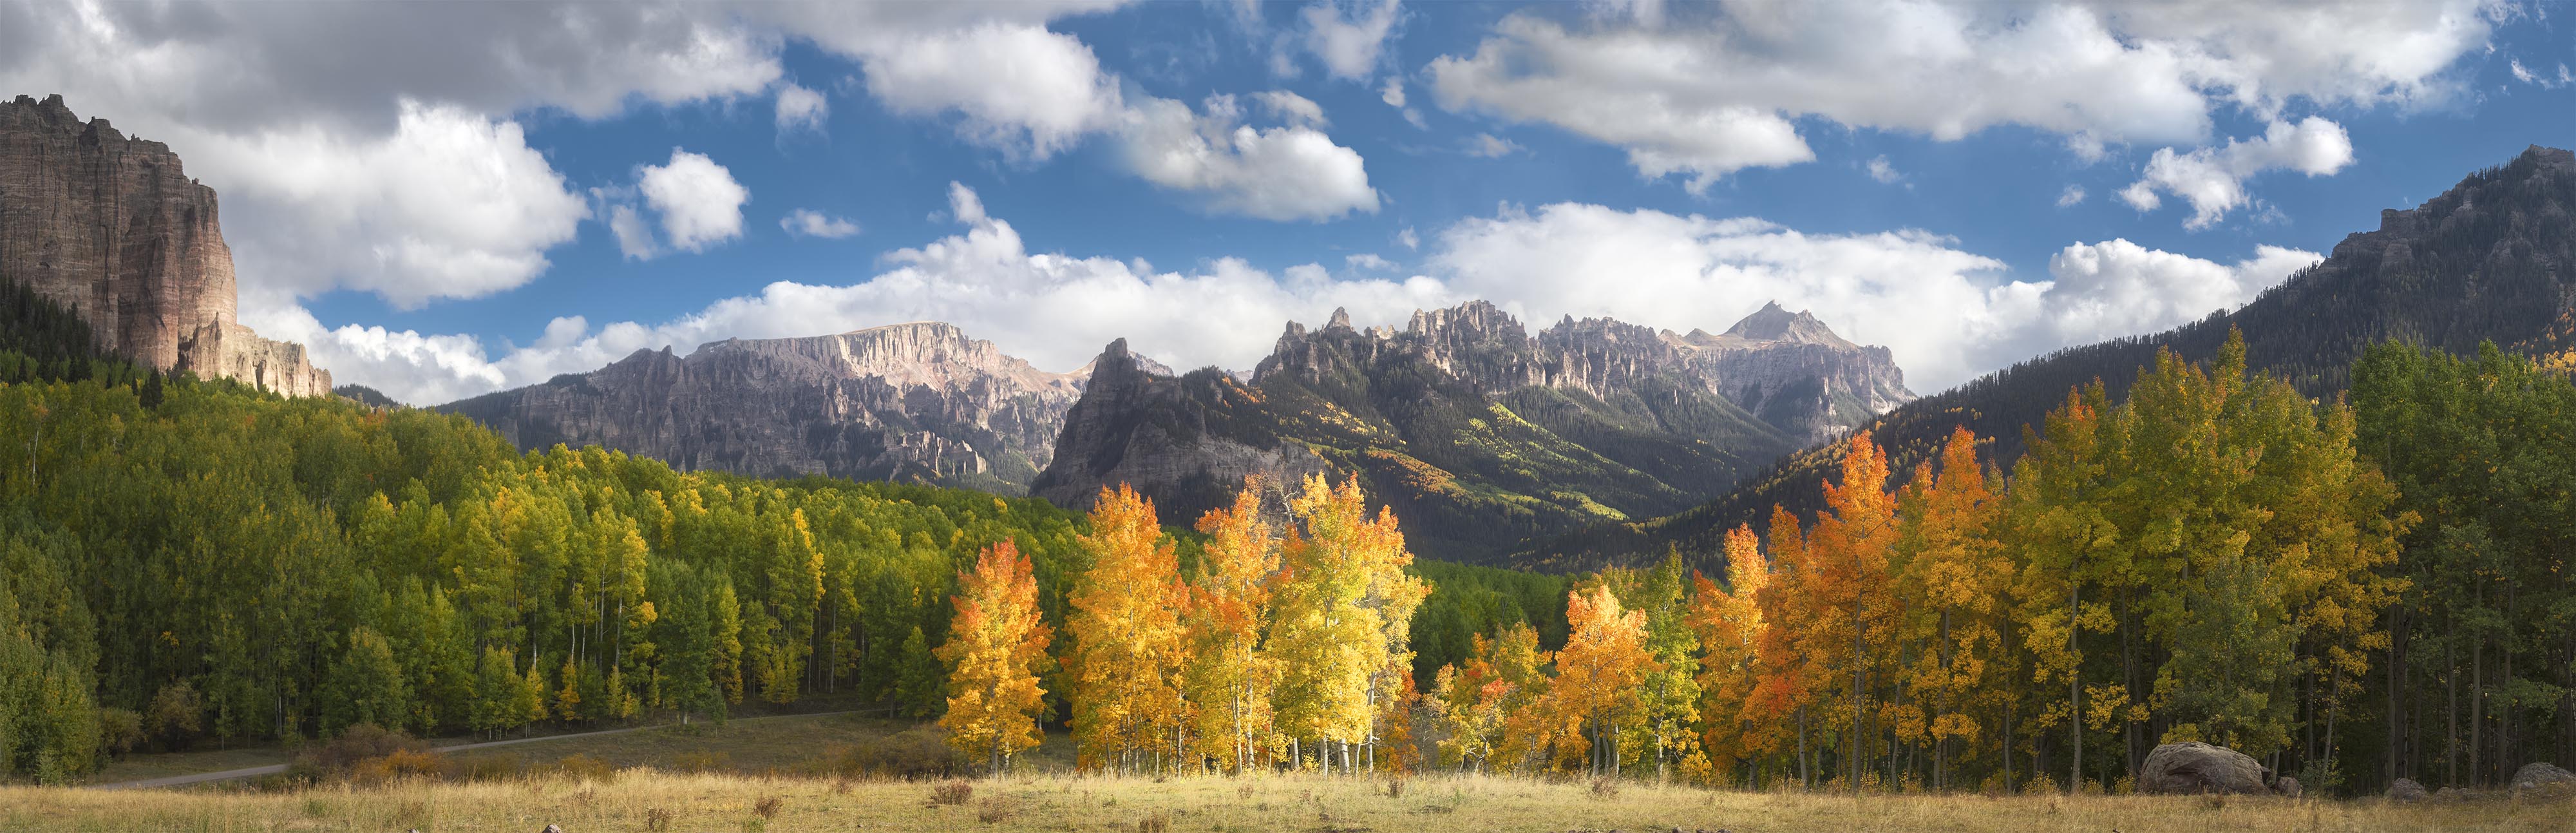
[[2, 770, 2562, 833]]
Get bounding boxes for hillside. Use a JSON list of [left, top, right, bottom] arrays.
[[1522, 144, 2576, 570], [1033, 300, 1913, 564]]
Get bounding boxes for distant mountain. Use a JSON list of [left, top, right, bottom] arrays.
[[437, 322, 1168, 495], [1032, 300, 1914, 565], [1526, 144, 2576, 569]]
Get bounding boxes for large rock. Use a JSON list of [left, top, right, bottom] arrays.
[[2137, 742, 2271, 796], [2386, 778, 2428, 802], [0, 94, 330, 396], [440, 322, 1120, 495], [2512, 763, 2575, 796], [2273, 776, 2302, 798]]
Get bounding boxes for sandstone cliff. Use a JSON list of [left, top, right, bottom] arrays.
[[1035, 300, 1915, 566], [439, 322, 1128, 495], [0, 94, 330, 396]]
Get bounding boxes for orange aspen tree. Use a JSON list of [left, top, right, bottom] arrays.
[[1184, 478, 1281, 772], [1551, 584, 1658, 778], [1690, 525, 1772, 784], [936, 541, 1054, 774], [1430, 633, 1514, 772], [1484, 622, 1553, 773], [1751, 505, 1823, 786], [1806, 430, 1902, 790], [1064, 485, 1191, 773]]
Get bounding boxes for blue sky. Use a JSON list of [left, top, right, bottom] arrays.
[[3, 1, 2569, 404]]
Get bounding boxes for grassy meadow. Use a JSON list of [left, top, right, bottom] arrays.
[[5, 768, 2565, 833]]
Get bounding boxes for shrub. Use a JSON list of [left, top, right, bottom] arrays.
[[929, 780, 974, 806], [976, 797, 1016, 824], [645, 807, 674, 832], [289, 723, 428, 781], [1138, 811, 1171, 833], [831, 725, 962, 778], [97, 708, 145, 757], [753, 796, 784, 820], [551, 754, 620, 783], [1589, 778, 1620, 799]]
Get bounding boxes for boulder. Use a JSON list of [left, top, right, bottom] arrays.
[[2512, 763, 2576, 796], [2433, 786, 2470, 802], [2386, 778, 2428, 802], [2273, 776, 2302, 798], [2137, 742, 2271, 796]]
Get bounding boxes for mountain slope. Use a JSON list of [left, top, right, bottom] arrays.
[[1033, 300, 1914, 564], [1526, 144, 2576, 568], [437, 322, 1156, 495]]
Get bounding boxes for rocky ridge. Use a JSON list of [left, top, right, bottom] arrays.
[[0, 94, 330, 396], [438, 322, 1159, 495], [1035, 300, 1913, 564]]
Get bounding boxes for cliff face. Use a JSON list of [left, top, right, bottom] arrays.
[[0, 94, 330, 396], [439, 322, 1104, 494], [1671, 302, 1914, 444], [1036, 300, 1914, 566]]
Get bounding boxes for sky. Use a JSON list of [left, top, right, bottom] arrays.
[[2, 1, 2570, 406]]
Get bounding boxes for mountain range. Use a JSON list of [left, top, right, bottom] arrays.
[[1523, 143, 2576, 570]]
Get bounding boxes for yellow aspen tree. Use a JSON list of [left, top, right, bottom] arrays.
[[1485, 622, 1553, 773], [1064, 485, 1190, 774], [936, 541, 1054, 774], [1752, 506, 1824, 786], [1269, 474, 1426, 775], [1184, 477, 1281, 772], [1893, 426, 2013, 791]]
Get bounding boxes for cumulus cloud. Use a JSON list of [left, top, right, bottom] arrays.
[[1345, 253, 1397, 271], [1122, 95, 1381, 221], [1302, 0, 1403, 80], [848, 21, 1126, 160], [638, 149, 750, 252], [1427, 1, 2495, 189], [2057, 185, 2088, 207], [1464, 133, 1524, 158], [2040, 239, 2320, 342], [2119, 117, 2354, 228], [775, 82, 828, 132], [781, 209, 861, 239], [1379, 77, 1407, 108]]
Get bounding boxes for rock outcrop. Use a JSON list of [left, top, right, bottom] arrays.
[[2512, 762, 2576, 796], [439, 322, 1110, 495], [1671, 302, 1913, 444], [2137, 742, 2272, 796], [0, 94, 330, 396], [1035, 300, 1913, 566], [2387, 778, 2428, 801]]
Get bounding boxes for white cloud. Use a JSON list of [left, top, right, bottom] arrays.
[[635, 148, 751, 254], [775, 82, 829, 132], [2512, 59, 2539, 83], [1253, 90, 1329, 128], [2057, 184, 2088, 207], [1379, 77, 1407, 108], [1865, 155, 1900, 184], [1464, 133, 1524, 158], [2508, 58, 2571, 88], [607, 204, 657, 261], [781, 209, 862, 239], [1397, 227, 1419, 250], [1345, 253, 1397, 271], [1302, 0, 1403, 80], [1121, 95, 1381, 221], [2120, 117, 2354, 228], [1427, 1, 2496, 189], [2040, 239, 2320, 343], [847, 21, 1126, 160], [188, 99, 592, 308]]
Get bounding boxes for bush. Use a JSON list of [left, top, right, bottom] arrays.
[[146, 683, 204, 749], [289, 723, 429, 781], [929, 780, 974, 806], [97, 708, 144, 757], [826, 725, 963, 778], [753, 796, 784, 820], [551, 754, 620, 783]]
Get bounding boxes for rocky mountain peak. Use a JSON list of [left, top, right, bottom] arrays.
[[1718, 301, 1853, 347]]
